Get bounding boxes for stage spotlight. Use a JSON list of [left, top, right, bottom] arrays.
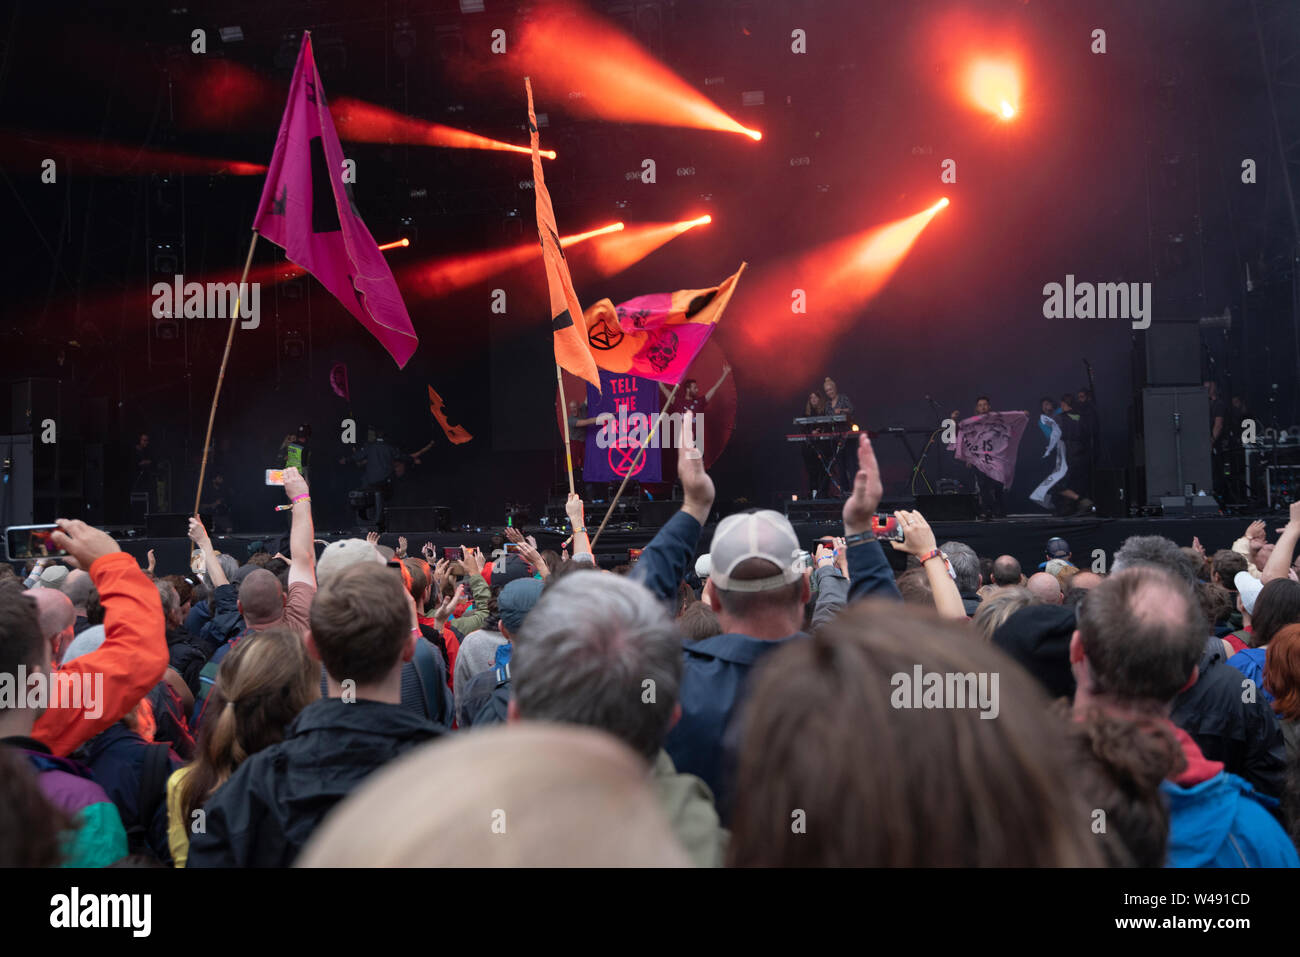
[[377, 239, 410, 251], [966, 58, 1021, 120], [218, 26, 244, 43]]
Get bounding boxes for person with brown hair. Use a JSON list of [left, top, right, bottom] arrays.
[[677, 601, 722, 642], [167, 627, 320, 867], [728, 601, 1103, 866], [298, 724, 689, 867], [187, 562, 443, 867], [1072, 566, 1298, 867], [1263, 624, 1300, 842], [973, 586, 1039, 643]]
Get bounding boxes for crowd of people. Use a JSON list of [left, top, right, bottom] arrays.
[[6, 414, 1300, 867]]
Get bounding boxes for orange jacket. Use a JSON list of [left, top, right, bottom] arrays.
[[33, 551, 167, 756]]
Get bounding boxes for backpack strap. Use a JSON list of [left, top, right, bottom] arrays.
[[131, 742, 171, 854]]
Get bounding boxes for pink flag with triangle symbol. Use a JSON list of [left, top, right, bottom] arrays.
[[253, 32, 418, 368]]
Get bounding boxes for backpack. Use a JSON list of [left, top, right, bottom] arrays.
[[122, 742, 171, 861]]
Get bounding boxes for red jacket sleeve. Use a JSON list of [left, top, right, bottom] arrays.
[[33, 551, 168, 756]]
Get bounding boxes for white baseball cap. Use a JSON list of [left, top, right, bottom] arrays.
[[1235, 571, 1265, 617], [708, 510, 805, 592]]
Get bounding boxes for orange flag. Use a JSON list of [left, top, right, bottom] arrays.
[[428, 385, 473, 445], [526, 77, 601, 391]]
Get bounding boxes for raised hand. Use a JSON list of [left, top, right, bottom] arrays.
[[890, 510, 937, 557], [1246, 520, 1268, 544], [842, 434, 884, 536], [366, 531, 380, 547], [187, 515, 212, 550], [396, 535, 408, 559], [433, 583, 466, 630], [51, 519, 121, 571], [678, 411, 715, 525], [282, 466, 309, 502]]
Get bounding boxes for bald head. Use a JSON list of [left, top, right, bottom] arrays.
[[237, 569, 285, 626], [991, 555, 1022, 587], [1068, 571, 1103, 593], [26, 589, 75, 661], [61, 569, 92, 611], [1026, 572, 1063, 604]]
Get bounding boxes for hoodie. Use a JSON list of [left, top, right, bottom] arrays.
[[1163, 725, 1298, 868]]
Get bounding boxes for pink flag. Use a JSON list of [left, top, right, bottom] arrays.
[[954, 411, 1030, 488], [253, 33, 418, 368]]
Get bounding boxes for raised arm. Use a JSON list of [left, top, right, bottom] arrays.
[[1263, 500, 1300, 584], [842, 434, 901, 602], [891, 510, 964, 619], [565, 493, 592, 560], [282, 467, 316, 587], [705, 362, 732, 402], [631, 411, 712, 603], [188, 516, 228, 588]]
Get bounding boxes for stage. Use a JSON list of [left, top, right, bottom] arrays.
[[106, 510, 1260, 581]]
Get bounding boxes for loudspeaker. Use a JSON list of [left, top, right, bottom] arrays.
[[384, 505, 451, 532], [638, 500, 681, 527], [0, 434, 34, 527], [1138, 320, 1202, 386], [145, 512, 191, 537], [913, 493, 979, 521], [1141, 387, 1212, 504]]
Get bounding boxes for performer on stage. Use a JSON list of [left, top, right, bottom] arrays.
[[660, 362, 732, 414], [566, 398, 602, 480], [823, 377, 855, 494], [1053, 394, 1094, 516], [131, 432, 155, 511], [278, 424, 312, 481], [801, 391, 833, 497], [952, 396, 1006, 519]]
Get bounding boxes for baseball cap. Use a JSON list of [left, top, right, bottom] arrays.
[[498, 578, 545, 633], [708, 510, 805, 592], [316, 539, 383, 585], [1235, 571, 1264, 616], [1046, 537, 1071, 558], [694, 554, 712, 580], [37, 565, 69, 589]]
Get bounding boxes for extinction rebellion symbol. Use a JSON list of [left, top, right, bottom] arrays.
[[588, 313, 624, 350], [608, 430, 645, 478]]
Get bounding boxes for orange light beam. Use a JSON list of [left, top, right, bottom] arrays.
[[574, 215, 713, 278], [515, 5, 760, 140], [378, 238, 411, 251], [331, 97, 556, 158], [401, 222, 623, 300]]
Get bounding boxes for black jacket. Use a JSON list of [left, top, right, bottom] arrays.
[[187, 698, 441, 867], [1172, 636, 1286, 800]]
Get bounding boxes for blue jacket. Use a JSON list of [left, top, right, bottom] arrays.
[[1226, 647, 1272, 704], [1164, 772, 1298, 868], [634, 510, 900, 818]]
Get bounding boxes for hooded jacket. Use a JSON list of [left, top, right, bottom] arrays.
[[187, 697, 441, 867], [1171, 636, 1285, 799], [79, 721, 183, 864], [1163, 725, 1298, 868], [652, 749, 728, 867], [3, 737, 128, 867]]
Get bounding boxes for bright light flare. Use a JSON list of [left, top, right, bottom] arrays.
[[378, 239, 411, 251], [332, 97, 555, 158], [515, 4, 758, 139], [560, 221, 624, 246], [967, 58, 1021, 120]]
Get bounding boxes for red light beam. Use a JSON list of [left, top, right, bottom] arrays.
[[332, 98, 555, 158]]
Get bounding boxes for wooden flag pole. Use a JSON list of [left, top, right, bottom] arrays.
[[590, 380, 682, 549], [556, 364, 577, 495], [193, 231, 260, 519]]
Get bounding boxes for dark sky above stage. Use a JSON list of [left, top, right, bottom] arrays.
[[1, 0, 1296, 522]]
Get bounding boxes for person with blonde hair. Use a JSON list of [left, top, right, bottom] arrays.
[[167, 627, 319, 867], [972, 586, 1040, 642], [298, 724, 689, 867]]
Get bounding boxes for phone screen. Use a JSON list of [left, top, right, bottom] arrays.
[[265, 469, 286, 486], [6, 524, 68, 560], [442, 547, 460, 560], [871, 514, 904, 542]]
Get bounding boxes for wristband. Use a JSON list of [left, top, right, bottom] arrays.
[[919, 548, 942, 565], [292, 494, 311, 504], [843, 531, 875, 547]]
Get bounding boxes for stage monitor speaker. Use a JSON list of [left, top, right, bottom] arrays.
[[145, 512, 191, 538], [0, 434, 34, 527], [639, 499, 680, 527], [384, 505, 451, 532], [913, 493, 979, 522], [1141, 387, 1212, 504], [119, 538, 192, 577], [1140, 320, 1202, 386]]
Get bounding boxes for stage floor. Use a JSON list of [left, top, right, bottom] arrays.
[[110, 511, 1265, 580]]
